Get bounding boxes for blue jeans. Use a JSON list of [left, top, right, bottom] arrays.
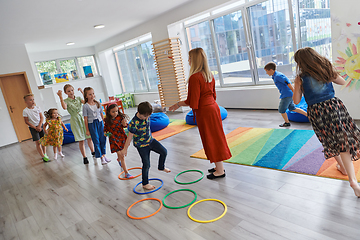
[[88, 119, 106, 158], [279, 97, 296, 113], [136, 139, 167, 185]]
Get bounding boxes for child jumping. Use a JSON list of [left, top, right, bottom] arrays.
[[293, 47, 360, 197], [57, 84, 95, 164], [83, 87, 110, 165], [23, 93, 49, 162], [123, 101, 171, 190], [264, 62, 307, 127], [40, 108, 68, 160], [104, 103, 134, 179]]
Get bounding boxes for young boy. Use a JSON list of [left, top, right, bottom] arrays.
[[122, 101, 170, 190], [264, 62, 307, 127], [23, 93, 49, 162]]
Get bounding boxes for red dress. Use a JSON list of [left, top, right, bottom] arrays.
[[104, 115, 127, 153], [184, 72, 232, 162]]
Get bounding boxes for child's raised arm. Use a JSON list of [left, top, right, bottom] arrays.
[[332, 75, 346, 85], [57, 90, 67, 110], [78, 88, 85, 104]]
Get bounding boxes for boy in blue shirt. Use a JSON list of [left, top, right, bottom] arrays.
[[122, 101, 171, 190], [264, 62, 307, 127]]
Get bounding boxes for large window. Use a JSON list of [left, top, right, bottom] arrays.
[[114, 37, 157, 93], [35, 55, 98, 85], [184, 0, 331, 86], [186, 21, 220, 85]]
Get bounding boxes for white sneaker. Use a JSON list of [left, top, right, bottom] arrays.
[[59, 152, 65, 158], [104, 156, 111, 163], [101, 157, 107, 165], [54, 153, 58, 160]]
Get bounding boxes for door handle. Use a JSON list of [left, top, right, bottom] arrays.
[[9, 106, 14, 113]]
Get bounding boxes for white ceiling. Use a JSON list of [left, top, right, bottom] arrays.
[[0, 0, 191, 53]]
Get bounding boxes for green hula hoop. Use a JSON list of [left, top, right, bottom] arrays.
[[162, 189, 197, 209], [174, 170, 204, 184]]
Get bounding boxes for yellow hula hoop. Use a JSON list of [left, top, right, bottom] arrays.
[[187, 199, 227, 223]]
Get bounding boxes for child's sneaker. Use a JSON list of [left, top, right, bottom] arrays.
[[42, 156, 50, 162], [101, 157, 107, 165], [279, 122, 291, 127], [104, 156, 111, 163], [59, 152, 65, 158], [54, 153, 58, 160], [125, 173, 134, 179], [83, 157, 89, 164]]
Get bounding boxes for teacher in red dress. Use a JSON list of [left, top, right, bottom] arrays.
[[169, 48, 232, 179]]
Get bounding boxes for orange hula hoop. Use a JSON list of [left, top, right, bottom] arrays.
[[118, 167, 142, 180], [127, 198, 163, 220]]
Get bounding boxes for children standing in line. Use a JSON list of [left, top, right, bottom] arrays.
[[39, 108, 68, 160], [123, 101, 171, 190], [22, 93, 49, 162], [83, 87, 110, 165], [104, 103, 134, 179], [57, 84, 95, 164], [293, 47, 360, 197], [264, 62, 307, 127]]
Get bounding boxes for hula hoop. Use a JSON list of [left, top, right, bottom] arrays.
[[118, 167, 142, 180], [174, 170, 204, 184], [127, 198, 162, 220], [187, 199, 227, 223], [162, 189, 197, 209], [133, 178, 163, 194]]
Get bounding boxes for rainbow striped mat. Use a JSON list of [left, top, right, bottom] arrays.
[[191, 127, 360, 181], [153, 119, 195, 141]]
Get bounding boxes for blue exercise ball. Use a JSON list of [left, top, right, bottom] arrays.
[[186, 106, 228, 125], [150, 112, 170, 132], [286, 96, 309, 123]]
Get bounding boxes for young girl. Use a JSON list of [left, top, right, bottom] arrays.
[[57, 84, 95, 164], [293, 47, 360, 197], [83, 87, 110, 165], [40, 108, 68, 159], [104, 103, 134, 178]]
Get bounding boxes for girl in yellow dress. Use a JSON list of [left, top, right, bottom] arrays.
[[40, 108, 68, 160]]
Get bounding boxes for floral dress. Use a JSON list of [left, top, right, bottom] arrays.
[[104, 115, 127, 153], [40, 119, 64, 146]]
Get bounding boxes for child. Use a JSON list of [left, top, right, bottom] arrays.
[[39, 108, 68, 159], [123, 101, 171, 190], [264, 62, 307, 127], [57, 84, 95, 164], [22, 93, 49, 162], [83, 87, 110, 165], [104, 103, 134, 178], [293, 47, 360, 197]]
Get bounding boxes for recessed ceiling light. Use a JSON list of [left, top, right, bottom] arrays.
[[66, 42, 75, 46], [94, 24, 105, 29]]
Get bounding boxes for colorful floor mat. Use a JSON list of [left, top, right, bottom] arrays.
[[152, 119, 195, 141], [191, 127, 360, 181]]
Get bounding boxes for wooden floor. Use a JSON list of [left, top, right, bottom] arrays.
[[1, 108, 360, 240]]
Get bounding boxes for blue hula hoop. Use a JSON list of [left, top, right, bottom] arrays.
[[133, 178, 164, 194]]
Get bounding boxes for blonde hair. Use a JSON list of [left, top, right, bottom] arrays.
[[83, 87, 100, 108], [63, 84, 73, 93], [188, 48, 213, 82], [294, 47, 338, 83], [23, 93, 34, 100]]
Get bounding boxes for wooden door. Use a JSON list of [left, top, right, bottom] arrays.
[[0, 72, 32, 142]]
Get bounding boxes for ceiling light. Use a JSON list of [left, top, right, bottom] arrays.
[[66, 42, 75, 46], [94, 24, 105, 29]]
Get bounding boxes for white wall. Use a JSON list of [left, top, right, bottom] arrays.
[[330, 0, 360, 119], [0, 44, 41, 147]]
